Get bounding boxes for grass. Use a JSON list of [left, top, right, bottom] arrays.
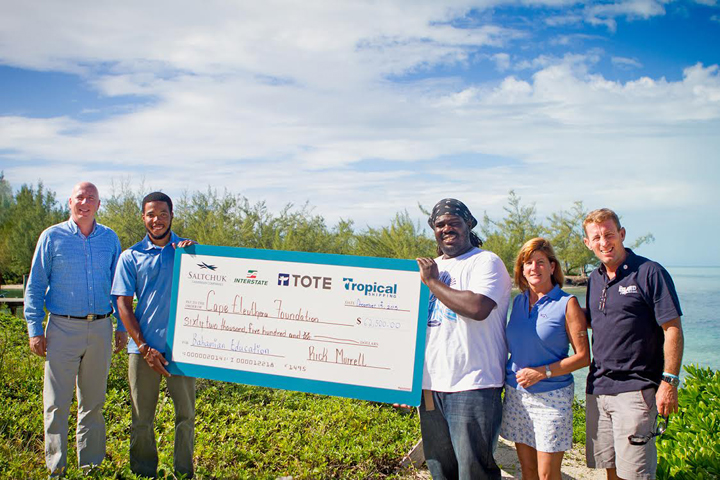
[[0, 312, 422, 479], [0, 307, 593, 479]]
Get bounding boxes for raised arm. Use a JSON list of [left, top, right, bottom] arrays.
[[417, 257, 496, 320]]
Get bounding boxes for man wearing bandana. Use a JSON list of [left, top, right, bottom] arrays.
[[417, 198, 512, 480]]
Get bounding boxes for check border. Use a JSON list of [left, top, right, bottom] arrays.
[[165, 244, 429, 406]]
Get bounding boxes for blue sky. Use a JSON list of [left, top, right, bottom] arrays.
[[1, 0, 719, 266]]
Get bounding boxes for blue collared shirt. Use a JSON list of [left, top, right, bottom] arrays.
[[112, 232, 186, 354], [505, 284, 574, 393], [24, 219, 123, 338]]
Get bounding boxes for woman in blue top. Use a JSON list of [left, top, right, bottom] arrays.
[[500, 238, 590, 480]]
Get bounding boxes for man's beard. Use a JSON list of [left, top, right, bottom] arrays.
[[146, 220, 172, 241]]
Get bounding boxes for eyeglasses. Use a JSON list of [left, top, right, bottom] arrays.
[[599, 285, 608, 314], [628, 415, 668, 445]]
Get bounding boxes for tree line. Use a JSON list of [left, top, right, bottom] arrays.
[[0, 173, 652, 284]]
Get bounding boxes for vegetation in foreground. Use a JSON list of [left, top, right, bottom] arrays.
[[0, 312, 421, 479], [3, 310, 718, 479], [657, 365, 720, 479]]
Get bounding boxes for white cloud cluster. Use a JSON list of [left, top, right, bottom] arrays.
[[1, 0, 719, 264]]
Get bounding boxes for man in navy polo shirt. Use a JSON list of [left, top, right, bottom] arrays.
[[112, 192, 196, 479], [583, 208, 683, 480]]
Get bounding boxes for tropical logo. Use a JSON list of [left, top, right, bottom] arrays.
[[343, 278, 397, 297]]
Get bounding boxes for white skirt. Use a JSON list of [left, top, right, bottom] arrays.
[[500, 383, 574, 453]]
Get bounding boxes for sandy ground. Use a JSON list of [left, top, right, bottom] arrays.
[[401, 437, 606, 480]]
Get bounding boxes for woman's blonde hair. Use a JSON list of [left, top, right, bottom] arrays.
[[514, 237, 564, 291]]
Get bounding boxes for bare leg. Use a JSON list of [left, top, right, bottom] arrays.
[[515, 443, 539, 480], [606, 467, 621, 480], [537, 451, 564, 480]]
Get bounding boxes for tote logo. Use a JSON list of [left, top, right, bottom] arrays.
[[277, 273, 332, 289], [619, 285, 638, 295], [343, 278, 397, 297]]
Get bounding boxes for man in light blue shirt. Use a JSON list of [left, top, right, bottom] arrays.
[[112, 191, 196, 479], [24, 181, 127, 477]]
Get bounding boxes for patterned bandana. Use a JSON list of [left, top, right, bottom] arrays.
[[428, 198, 477, 229]]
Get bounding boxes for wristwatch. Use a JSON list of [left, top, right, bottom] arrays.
[[545, 365, 552, 378], [661, 374, 680, 388]]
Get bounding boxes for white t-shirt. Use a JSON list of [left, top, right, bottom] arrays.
[[422, 247, 511, 392]]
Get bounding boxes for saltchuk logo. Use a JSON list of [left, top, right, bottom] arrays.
[[277, 273, 332, 289], [234, 269, 268, 286], [343, 277, 397, 297], [188, 263, 227, 282]]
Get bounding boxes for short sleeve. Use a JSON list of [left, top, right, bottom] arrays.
[[111, 251, 137, 297], [647, 267, 682, 325], [466, 253, 511, 305]]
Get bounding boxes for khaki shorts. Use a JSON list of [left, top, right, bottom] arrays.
[[586, 389, 658, 480]]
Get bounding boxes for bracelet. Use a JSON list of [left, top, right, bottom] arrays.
[[662, 372, 679, 379], [138, 342, 148, 353]]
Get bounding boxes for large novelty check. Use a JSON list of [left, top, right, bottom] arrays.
[[166, 245, 430, 406]]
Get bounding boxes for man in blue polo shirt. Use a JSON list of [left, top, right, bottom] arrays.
[[25, 181, 127, 477], [583, 208, 683, 480], [112, 192, 196, 479]]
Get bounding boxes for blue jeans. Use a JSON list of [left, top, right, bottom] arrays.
[[419, 388, 503, 480]]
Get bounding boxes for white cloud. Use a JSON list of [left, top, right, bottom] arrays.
[[1, 1, 719, 265], [584, 0, 670, 32], [491, 52, 511, 71], [612, 56, 643, 68], [549, 33, 605, 46]]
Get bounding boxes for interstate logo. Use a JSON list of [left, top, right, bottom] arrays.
[[343, 278, 397, 297], [234, 269, 268, 286]]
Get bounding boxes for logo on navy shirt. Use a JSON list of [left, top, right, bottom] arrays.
[[618, 285, 638, 295]]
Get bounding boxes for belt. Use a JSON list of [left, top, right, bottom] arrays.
[[51, 313, 112, 321]]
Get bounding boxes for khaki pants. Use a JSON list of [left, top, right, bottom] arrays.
[[128, 354, 196, 478], [44, 315, 113, 475]]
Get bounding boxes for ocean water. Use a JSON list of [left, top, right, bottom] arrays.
[[567, 266, 720, 396]]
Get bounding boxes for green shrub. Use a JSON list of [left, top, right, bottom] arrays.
[[657, 365, 720, 480], [572, 396, 586, 445], [0, 312, 422, 479]]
